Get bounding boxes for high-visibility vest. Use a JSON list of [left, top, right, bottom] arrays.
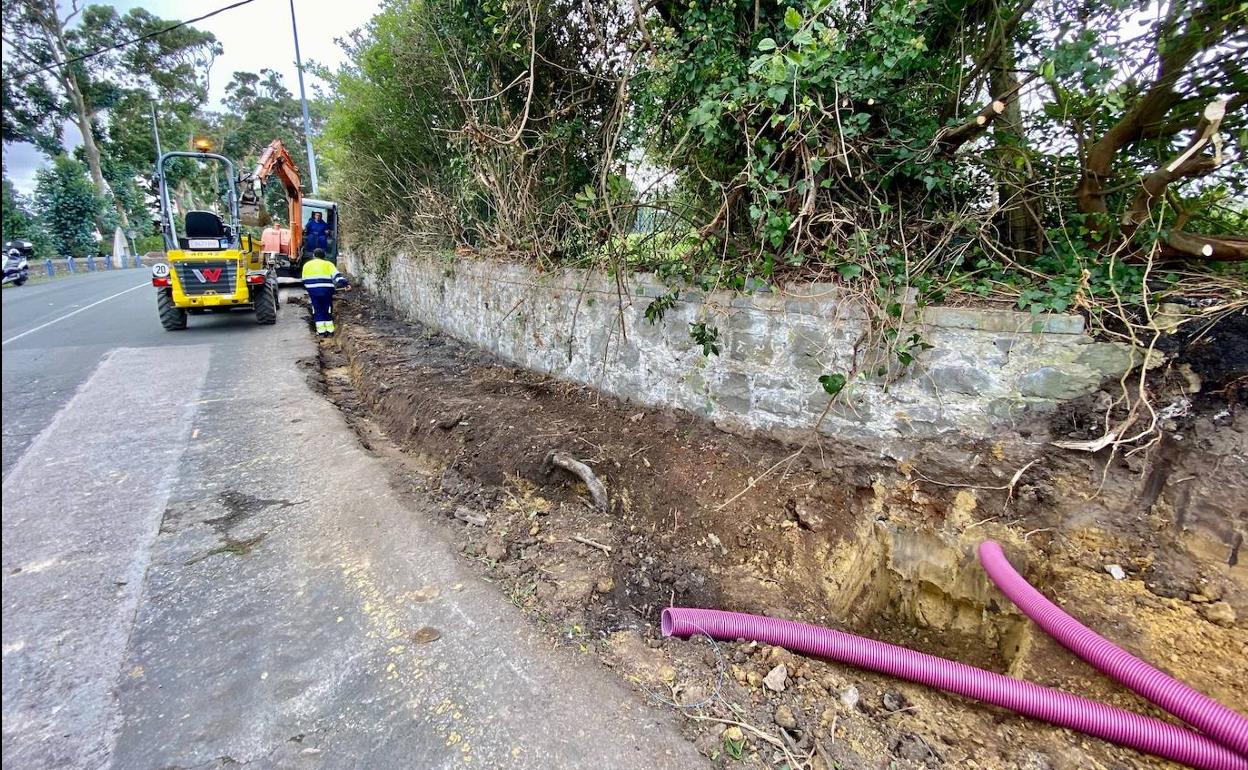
[[301, 258, 348, 290]]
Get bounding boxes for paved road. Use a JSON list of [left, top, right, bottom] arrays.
[[1, 272, 703, 769], [1, 270, 275, 474]]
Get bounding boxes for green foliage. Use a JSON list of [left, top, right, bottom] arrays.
[[689, 321, 721, 356], [2, 3, 218, 158], [818, 372, 846, 397], [75, 5, 221, 105], [318, 0, 462, 249], [644, 290, 680, 323], [262, 0, 1248, 329], [4, 2, 220, 246], [633, 0, 968, 274], [215, 70, 310, 169], [135, 234, 164, 255], [3, 178, 54, 257], [321, 0, 628, 255], [34, 156, 102, 257], [895, 332, 934, 366]]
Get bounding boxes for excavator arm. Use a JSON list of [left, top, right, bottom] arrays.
[[240, 139, 304, 259]]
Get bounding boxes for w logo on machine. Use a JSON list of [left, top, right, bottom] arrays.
[[191, 267, 223, 283], [175, 262, 231, 295]]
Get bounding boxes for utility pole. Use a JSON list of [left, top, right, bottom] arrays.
[[289, 0, 319, 196], [151, 104, 164, 161], [151, 102, 168, 251]]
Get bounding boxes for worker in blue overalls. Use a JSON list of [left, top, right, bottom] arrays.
[[301, 248, 350, 337], [304, 211, 330, 255]]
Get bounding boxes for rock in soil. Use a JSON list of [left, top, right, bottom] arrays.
[[892, 732, 940, 765], [1200, 601, 1236, 627], [839, 684, 860, 711], [882, 689, 909, 713], [693, 729, 720, 758], [763, 663, 789, 692], [676, 683, 707, 706], [791, 499, 828, 532], [774, 704, 799, 731], [453, 506, 487, 526]]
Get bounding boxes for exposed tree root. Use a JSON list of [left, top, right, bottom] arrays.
[[544, 450, 609, 510]]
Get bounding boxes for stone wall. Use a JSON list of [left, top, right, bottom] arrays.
[[343, 251, 1140, 441]]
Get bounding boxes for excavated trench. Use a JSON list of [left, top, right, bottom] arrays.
[[310, 294, 1246, 770], [832, 523, 1034, 674]]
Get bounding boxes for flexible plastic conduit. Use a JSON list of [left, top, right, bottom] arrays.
[[662, 608, 1248, 770], [979, 540, 1248, 758]]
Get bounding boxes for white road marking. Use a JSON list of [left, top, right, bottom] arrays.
[[2, 283, 148, 346]]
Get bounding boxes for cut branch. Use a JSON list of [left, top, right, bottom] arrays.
[[1140, 92, 1248, 140], [1160, 232, 1248, 262], [1122, 98, 1229, 244], [1074, 0, 1231, 218], [544, 450, 609, 510], [933, 73, 1034, 153], [571, 535, 612, 554], [945, 0, 1039, 121]]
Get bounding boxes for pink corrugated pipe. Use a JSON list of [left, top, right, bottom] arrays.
[[979, 540, 1248, 758], [662, 607, 1248, 770]]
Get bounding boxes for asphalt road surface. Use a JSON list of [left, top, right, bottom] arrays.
[[1, 270, 703, 769]]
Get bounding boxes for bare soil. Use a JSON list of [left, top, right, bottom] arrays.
[[310, 294, 1246, 770]]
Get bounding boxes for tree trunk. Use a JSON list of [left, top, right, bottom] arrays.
[[36, 1, 129, 236], [64, 78, 128, 234], [1121, 98, 1227, 239], [1124, 99, 1237, 261], [989, 46, 1039, 255]]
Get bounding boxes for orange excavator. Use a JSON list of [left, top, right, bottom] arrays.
[[240, 139, 304, 276]]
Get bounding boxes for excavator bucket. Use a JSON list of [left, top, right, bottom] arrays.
[[239, 199, 271, 227]]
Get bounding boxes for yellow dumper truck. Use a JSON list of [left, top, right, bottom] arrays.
[[151, 145, 280, 330]]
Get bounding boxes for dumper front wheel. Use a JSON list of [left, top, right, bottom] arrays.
[[254, 278, 278, 325], [157, 289, 187, 330]]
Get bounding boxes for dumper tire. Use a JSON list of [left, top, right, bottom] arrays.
[[158, 289, 187, 330], [254, 277, 278, 325]]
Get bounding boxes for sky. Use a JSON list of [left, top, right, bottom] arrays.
[[2, 0, 384, 194]]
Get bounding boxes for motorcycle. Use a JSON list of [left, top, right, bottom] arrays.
[[2, 248, 30, 287]]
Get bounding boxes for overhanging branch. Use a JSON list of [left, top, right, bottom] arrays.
[[932, 73, 1035, 153], [1122, 98, 1229, 246]]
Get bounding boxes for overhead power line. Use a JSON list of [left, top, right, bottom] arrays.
[[15, 0, 259, 78]]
